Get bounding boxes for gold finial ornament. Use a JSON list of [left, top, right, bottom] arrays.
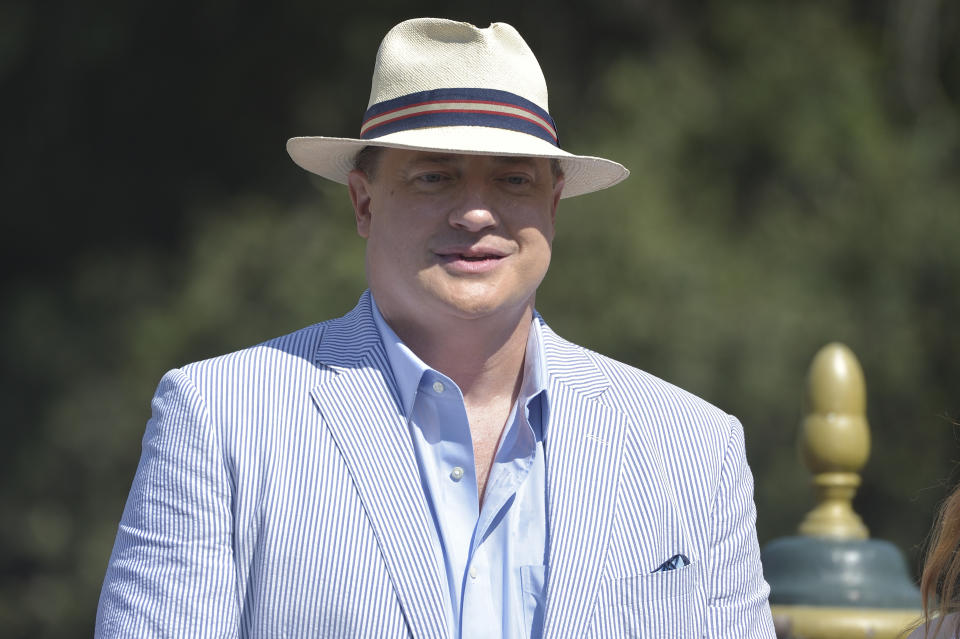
[[763, 342, 920, 637], [797, 343, 871, 539]]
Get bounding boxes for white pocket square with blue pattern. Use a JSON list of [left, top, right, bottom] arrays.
[[652, 553, 690, 573]]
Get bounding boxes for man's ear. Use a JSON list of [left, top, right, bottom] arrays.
[[550, 175, 565, 224], [347, 169, 373, 238]]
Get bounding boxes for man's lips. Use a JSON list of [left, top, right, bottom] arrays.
[[433, 246, 509, 271], [433, 246, 509, 260], [439, 253, 504, 262]]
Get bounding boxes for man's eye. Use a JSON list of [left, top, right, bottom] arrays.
[[504, 175, 531, 186], [418, 173, 447, 183]]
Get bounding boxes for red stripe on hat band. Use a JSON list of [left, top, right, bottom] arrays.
[[361, 107, 558, 141], [365, 98, 551, 130], [360, 88, 560, 146]]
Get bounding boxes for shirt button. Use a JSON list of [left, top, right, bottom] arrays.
[[469, 567, 477, 579], [450, 466, 464, 481], [432, 381, 445, 394]]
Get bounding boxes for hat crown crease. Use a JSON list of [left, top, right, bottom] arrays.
[[368, 19, 550, 113]]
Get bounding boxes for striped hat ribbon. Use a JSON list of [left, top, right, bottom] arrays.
[[360, 88, 559, 146]]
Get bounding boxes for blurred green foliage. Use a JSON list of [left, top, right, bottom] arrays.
[[1, 0, 958, 636]]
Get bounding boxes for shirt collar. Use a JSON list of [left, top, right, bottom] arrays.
[[370, 295, 550, 422]]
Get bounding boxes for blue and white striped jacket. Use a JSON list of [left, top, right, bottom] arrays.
[[96, 291, 775, 638]]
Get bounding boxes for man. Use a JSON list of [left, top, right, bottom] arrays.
[[96, 18, 775, 638]]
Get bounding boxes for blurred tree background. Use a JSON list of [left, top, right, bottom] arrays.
[[1, 0, 958, 635]]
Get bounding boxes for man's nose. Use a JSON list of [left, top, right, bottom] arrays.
[[448, 184, 498, 232]]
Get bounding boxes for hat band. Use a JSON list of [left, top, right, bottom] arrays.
[[360, 88, 559, 146]]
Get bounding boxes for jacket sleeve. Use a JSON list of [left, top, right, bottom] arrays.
[[704, 416, 776, 638], [95, 368, 240, 638]]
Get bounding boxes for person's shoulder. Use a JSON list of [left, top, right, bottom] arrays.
[[180, 319, 330, 379], [539, 320, 735, 434], [906, 614, 960, 639], [172, 292, 382, 397], [180, 293, 377, 377], [544, 326, 732, 422]]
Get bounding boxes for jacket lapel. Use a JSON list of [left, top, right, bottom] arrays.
[[539, 323, 628, 638], [309, 293, 448, 639]]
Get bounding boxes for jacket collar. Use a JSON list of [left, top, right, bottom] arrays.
[[533, 316, 628, 636], [311, 291, 447, 637], [535, 312, 608, 399], [314, 290, 610, 392]]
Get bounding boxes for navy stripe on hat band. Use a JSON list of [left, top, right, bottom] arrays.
[[360, 88, 559, 146]]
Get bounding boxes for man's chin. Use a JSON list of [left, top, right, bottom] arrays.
[[433, 292, 535, 325]]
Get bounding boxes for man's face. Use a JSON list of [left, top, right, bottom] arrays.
[[348, 149, 564, 330]]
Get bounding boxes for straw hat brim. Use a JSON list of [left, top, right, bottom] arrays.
[[287, 125, 629, 199]]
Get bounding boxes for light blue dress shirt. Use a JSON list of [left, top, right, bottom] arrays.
[[371, 299, 549, 639]]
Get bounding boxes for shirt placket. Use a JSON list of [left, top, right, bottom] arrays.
[[460, 399, 538, 639], [412, 372, 480, 633]]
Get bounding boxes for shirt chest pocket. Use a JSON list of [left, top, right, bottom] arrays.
[[593, 562, 701, 638]]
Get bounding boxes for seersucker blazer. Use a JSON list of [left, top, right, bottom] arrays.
[[96, 291, 776, 638]]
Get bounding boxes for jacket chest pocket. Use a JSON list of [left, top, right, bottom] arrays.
[[592, 562, 701, 638]]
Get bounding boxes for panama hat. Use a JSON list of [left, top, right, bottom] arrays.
[[286, 18, 629, 199]]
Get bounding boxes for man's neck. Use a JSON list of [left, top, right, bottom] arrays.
[[377, 301, 536, 503], [382, 306, 533, 409]]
